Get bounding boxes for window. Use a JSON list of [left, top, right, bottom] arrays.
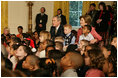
[[69, 1, 83, 30]]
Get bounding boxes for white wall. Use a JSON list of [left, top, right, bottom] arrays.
[[8, 1, 54, 35], [8, 1, 28, 35]]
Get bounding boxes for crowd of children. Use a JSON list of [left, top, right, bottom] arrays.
[[1, 9, 117, 77]]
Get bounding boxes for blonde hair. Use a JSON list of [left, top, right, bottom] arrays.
[[55, 41, 63, 51], [4, 27, 10, 33], [40, 30, 51, 41], [64, 24, 72, 30], [55, 36, 64, 43]]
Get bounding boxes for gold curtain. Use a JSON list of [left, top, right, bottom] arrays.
[[1, 1, 8, 34], [82, 1, 98, 15], [54, 1, 69, 24]]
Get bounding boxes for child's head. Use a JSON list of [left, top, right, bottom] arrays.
[[22, 55, 39, 71], [39, 58, 57, 76], [55, 41, 63, 52], [39, 30, 51, 42], [48, 50, 65, 60], [42, 39, 54, 50], [64, 24, 72, 35], [78, 40, 90, 50], [54, 36, 64, 43], [33, 31, 39, 39], [3, 27, 10, 35], [61, 52, 83, 69], [87, 49, 105, 70], [111, 37, 117, 49], [85, 44, 100, 57], [9, 37, 21, 48], [17, 26, 23, 34], [15, 45, 32, 60], [101, 45, 112, 59], [45, 45, 55, 58], [82, 25, 91, 34]]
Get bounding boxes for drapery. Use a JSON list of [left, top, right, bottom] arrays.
[[1, 1, 8, 34], [53, 1, 69, 24]]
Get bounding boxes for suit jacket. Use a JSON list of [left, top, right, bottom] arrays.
[[35, 13, 48, 32], [50, 24, 64, 39], [94, 10, 110, 32], [57, 14, 67, 25]]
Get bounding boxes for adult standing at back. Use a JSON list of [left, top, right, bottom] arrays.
[[57, 8, 67, 25], [35, 7, 48, 33], [86, 3, 98, 26], [94, 2, 110, 40]]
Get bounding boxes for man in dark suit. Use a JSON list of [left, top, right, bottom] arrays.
[[86, 3, 98, 26], [57, 8, 67, 25], [50, 16, 64, 40], [35, 7, 48, 33]]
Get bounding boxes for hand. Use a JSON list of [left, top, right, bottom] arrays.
[[90, 39, 97, 44], [96, 19, 102, 24], [39, 24, 42, 27]]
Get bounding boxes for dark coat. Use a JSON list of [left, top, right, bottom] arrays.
[[94, 10, 110, 32], [50, 24, 64, 39], [35, 13, 48, 33], [57, 14, 67, 25]]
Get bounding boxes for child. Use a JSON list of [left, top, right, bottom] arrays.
[[1, 27, 10, 38], [15, 45, 33, 71], [85, 49, 105, 77], [79, 25, 94, 44], [111, 36, 117, 49], [77, 40, 90, 55], [101, 45, 117, 76], [16, 26, 23, 38], [36, 39, 54, 58], [60, 51, 83, 77], [55, 36, 64, 43], [45, 45, 55, 58], [22, 55, 40, 71], [39, 30, 51, 43], [39, 58, 57, 77], [63, 24, 75, 46], [55, 41, 63, 52]]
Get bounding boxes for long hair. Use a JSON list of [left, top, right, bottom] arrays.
[[99, 2, 106, 11], [87, 49, 105, 70]]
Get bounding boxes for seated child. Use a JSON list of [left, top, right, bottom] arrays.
[[60, 51, 84, 77], [15, 45, 33, 71], [45, 45, 55, 58], [22, 55, 40, 71], [55, 36, 64, 43], [79, 25, 94, 44], [55, 41, 63, 52], [111, 36, 117, 49], [77, 40, 90, 55], [16, 26, 23, 38], [101, 45, 117, 77], [63, 24, 75, 46], [36, 39, 54, 58], [85, 49, 106, 77], [39, 58, 57, 77], [48, 50, 65, 76], [39, 30, 51, 43]]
